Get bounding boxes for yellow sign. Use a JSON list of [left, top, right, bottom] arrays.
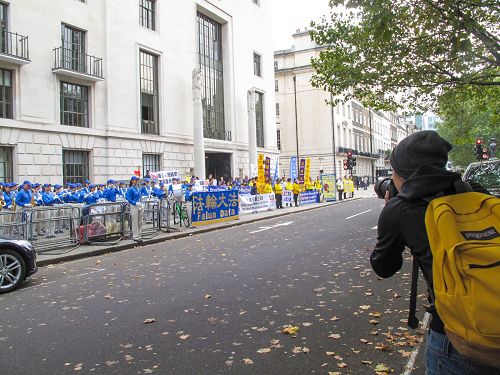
[[305, 158, 311, 183], [258, 153, 265, 183]]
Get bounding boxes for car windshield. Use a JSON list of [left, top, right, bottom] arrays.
[[465, 162, 500, 196]]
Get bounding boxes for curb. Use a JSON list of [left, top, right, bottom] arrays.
[[37, 196, 366, 267]]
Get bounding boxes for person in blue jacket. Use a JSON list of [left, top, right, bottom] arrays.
[[15, 181, 33, 209], [84, 184, 99, 206], [104, 180, 119, 203], [126, 176, 143, 242], [41, 184, 56, 237]]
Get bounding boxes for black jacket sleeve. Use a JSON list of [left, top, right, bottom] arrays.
[[370, 199, 406, 278]]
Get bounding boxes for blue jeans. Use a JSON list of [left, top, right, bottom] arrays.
[[425, 330, 500, 375]]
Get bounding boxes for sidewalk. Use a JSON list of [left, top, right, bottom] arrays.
[[36, 188, 376, 267]]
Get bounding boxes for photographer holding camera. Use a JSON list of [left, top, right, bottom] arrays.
[[370, 131, 498, 375]]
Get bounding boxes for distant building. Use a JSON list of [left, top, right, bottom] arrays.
[[405, 113, 438, 131], [274, 31, 405, 181]]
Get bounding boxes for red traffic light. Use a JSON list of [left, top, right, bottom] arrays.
[[343, 159, 348, 166], [476, 138, 483, 145], [347, 151, 352, 158], [483, 154, 490, 159]]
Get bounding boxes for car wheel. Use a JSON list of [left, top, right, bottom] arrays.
[[0, 249, 27, 294]]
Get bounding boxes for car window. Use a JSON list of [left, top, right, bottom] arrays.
[[465, 162, 500, 196]]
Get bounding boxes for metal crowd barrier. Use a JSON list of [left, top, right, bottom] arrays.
[[81, 202, 127, 245], [140, 198, 161, 239], [26, 205, 81, 253], [0, 210, 28, 241], [158, 198, 171, 233]]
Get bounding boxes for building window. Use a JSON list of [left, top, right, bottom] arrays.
[[0, 146, 13, 183], [63, 150, 89, 184], [140, 50, 159, 135], [0, 68, 13, 119], [142, 153, 160, 174], [139, 0, 156, 30], [197, 13, 226, 140], [255, 92, 264, 148], [60, 82, 89, 127], [275, 79, 279, 93], [253, 52, 262, 77], [61, 24, 86, 72], [276, 129, 281, 151], [274, 61, 278, 71], [275, 102, 280, 117]]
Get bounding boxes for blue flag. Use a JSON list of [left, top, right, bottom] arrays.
[[290, 157, 297, 180]]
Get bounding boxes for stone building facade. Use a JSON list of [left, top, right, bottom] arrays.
[[0, 0, 278, 184]]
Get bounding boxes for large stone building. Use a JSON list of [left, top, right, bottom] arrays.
[[0, 0, 277, 184], [274, 30, 409, 181]]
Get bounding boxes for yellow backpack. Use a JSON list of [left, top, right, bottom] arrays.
[[425, 187, 500, 368]]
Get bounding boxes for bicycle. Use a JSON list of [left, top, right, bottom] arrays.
[[172, 200, 190, 228]]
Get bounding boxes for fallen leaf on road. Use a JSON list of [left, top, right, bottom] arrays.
[[369, 319, 379, 325], [125, 355, 133, 362], [104, 293, 112, 300], [302, 347, 310, 354], [292, 346, 303, 354], [337, 362, 347, 368], [330, 316, 339, 321], [329, 333, 341, 339], [375, 343, 391, 351], [361, 360, 373, 365], [257, 348, 271, 354], [360, 305, 371, 310], [243, 358, 254, 365], [328, 372, 341, 375], [369, 312, 382, 317], [143, 318, 156, 324], [74, 363, 83, 371], [270, 339, 280, 345], [204, 294, 212, 299], [325, 351, 336, 356], [179, 335, 190, 340], [375, 363, 392, 374], [282, 325, 300, 335], [302, 322, 313, 327]]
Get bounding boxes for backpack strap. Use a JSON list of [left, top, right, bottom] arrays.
[[407, 257, 420, 329]]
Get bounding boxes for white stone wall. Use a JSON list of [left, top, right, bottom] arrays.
[[0, 0, 278, 183]]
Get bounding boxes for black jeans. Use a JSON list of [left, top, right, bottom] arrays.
[[293, 193, 298, 206], [276, 194, 283, 209], [338, 190, 343, 201]]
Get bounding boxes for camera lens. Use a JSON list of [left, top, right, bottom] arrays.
[[374, 178, 392, 199]]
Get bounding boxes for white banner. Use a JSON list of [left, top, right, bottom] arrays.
[[283, 190, 293, 205], [240, 193, 276, 214], [150, 170, 179, 184]]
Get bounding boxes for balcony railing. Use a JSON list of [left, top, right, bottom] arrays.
[[0, 30, 30, 62], [142, 120, 159, 135], [337, 147, 379, 159], [53, 47, 104, 80], [204, 127, 232, 141]]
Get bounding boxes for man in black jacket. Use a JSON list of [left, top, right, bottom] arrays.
[[370, 131, 498, 375]]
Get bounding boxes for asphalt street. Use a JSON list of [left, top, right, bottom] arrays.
[[0, 197, 428, 375]]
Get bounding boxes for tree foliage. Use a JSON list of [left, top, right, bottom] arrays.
[[309, 0, 500, 111], [436, 85, 499, 167]]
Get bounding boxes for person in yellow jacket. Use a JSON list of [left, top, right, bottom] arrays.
[[314, 177, 322, 191], [292, 179, 301, 207], [274, 178, 283, 209], [347, 177, 355, 198], [285, 178, 293, 191], [264, 179, 273, 194], [305, 177, 314, 191]]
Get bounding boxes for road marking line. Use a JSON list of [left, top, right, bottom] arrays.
[[72, 268, 106, 278], [18, 280, 56, 292], [249, 221, 294, 234], [345, 209, 372, 220], [402, 312, 431, 375]]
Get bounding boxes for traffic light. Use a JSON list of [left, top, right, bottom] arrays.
[[346, 150, 354, 170], [474, 137, 483, 160], [352, 156, 357, 167], [489, 137, 496, 158], [343, 159, 348, 170]]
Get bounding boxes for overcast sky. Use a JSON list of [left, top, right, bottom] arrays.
[[272, 0, 332, 50]]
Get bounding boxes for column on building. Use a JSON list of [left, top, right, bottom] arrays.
[[192, 68, 205, 180], [247, 89, 257, 177]]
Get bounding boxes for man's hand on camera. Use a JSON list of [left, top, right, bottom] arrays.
[[384, 190, 391, 204]]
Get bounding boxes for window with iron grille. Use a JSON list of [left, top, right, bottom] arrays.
[[60, 82, 89, 127], [142, 153, 160, 174], [0, 68, 13, 119], [275, 102, 280, 117], [253, 52, 262, 77], [274, 60, 278, 71], [62, 150, 89, 184], [276, 129, 281, 151], [255, 92, 264, 148], [275, 79, 279, 92], [0, 146, 13, 183], [140, 50, 159, 135], [139, 0, 156, 30], [61, 24, 86, 72], [196, 13, 226, 140]]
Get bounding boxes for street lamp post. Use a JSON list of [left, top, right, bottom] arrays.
[[330, 93, 337, 177], [293, 75, 300, 176]]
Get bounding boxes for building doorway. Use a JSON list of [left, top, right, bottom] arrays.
[[205, 152, 231, 181]]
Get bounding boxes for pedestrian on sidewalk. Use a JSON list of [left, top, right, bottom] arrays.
[[342, 176, 348, 199], [274, 178, 283, 209], [347, 177, 354, 198], [292, 179, 301, 207], [126, 176, 143, 243], [336, 177, 344, 201], [363, 176, 369, 190]]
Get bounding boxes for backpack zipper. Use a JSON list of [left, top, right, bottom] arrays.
[[469, 260, 500, 269]]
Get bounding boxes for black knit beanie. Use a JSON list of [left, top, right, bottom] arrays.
[[390, 131, 452, 179]]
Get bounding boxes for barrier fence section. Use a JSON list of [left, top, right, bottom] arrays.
[[140, 198, 161, 239], [0, 210, 28, 241], [81, 202, 127, 245], [26, 205, 81, 253]]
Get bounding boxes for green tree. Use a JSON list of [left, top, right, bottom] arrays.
[[436, 85, 499, 167], [310, 0, 500, 111]]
